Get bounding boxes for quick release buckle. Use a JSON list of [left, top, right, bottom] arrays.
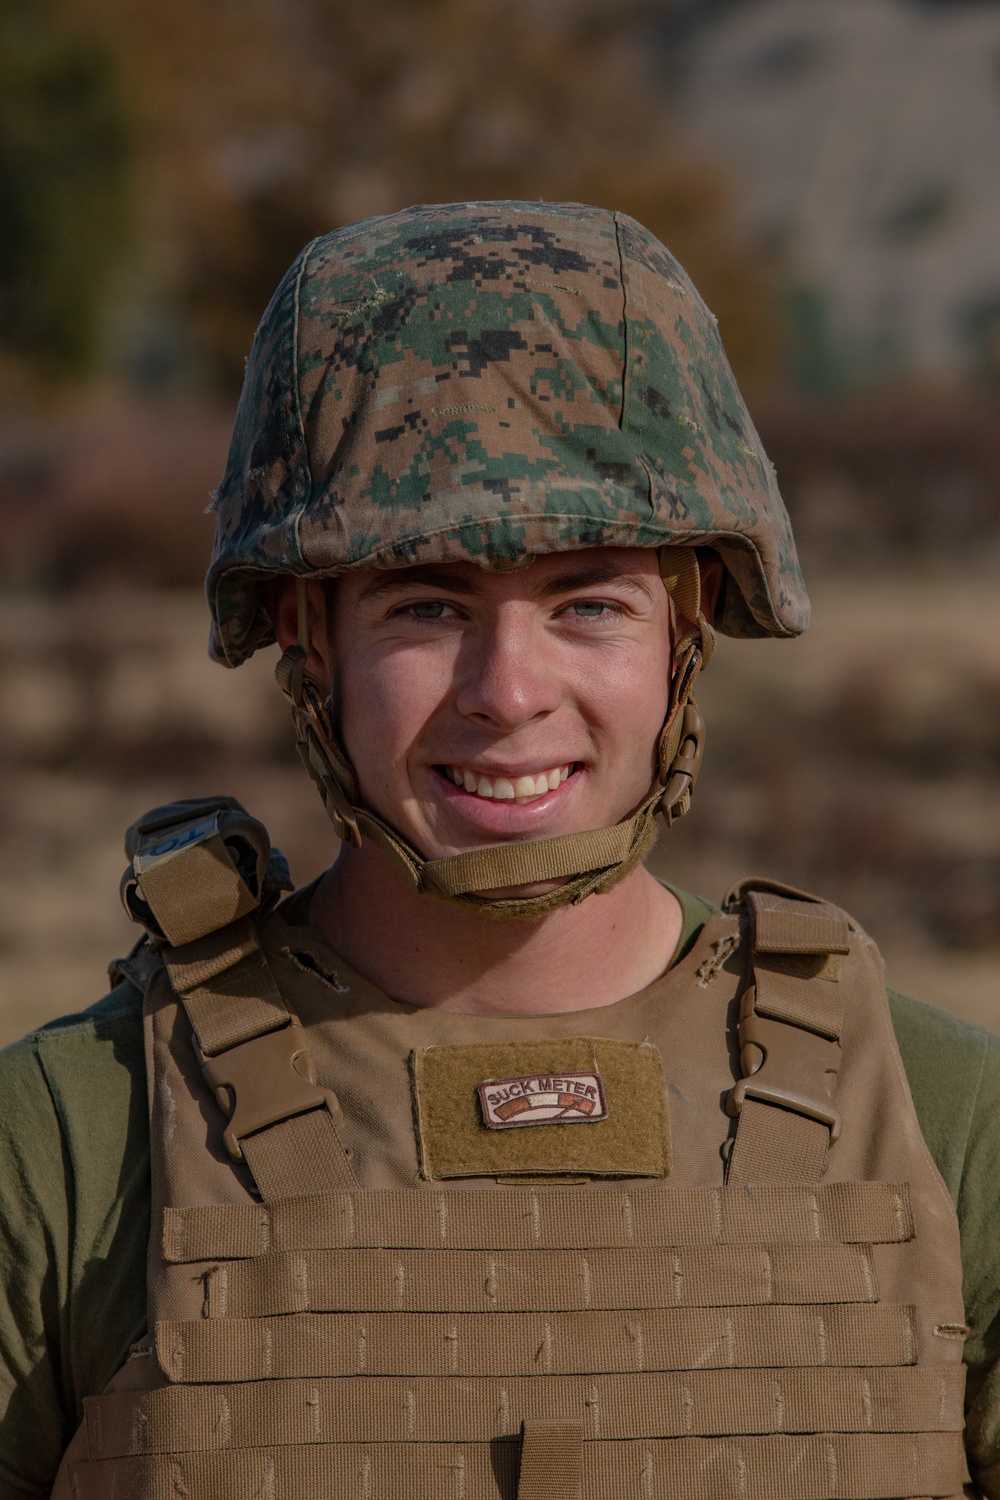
[[195, 1020, 341, 1163], [727, 998, 843, 1141]]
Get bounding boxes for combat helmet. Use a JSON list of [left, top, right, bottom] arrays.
[[207, 200, 808, 917]]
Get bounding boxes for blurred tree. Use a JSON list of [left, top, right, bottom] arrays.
[[27, 0, 785, 393], [0, 0, 131, 381]]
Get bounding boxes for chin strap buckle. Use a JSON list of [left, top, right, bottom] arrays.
[[657, 699, 705, 824], [276, 645, 363, 848]]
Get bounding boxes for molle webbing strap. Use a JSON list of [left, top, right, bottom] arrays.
[[67, 1432, 966, 1500], [727, 886, 852, 1185], [162, 920, 289, 1051], [162, 923, 356, 1199], [162, 1179, 915, 1262], [84, 1367, 966, 1457], [518, 1418, 583, 1500], [155, 1302, 918, 1384], [729, 1107, 831, 1185], [195, 1242, 880, 1318], [243, 1111, 356, 1200], [122, 798, 356, 1198]]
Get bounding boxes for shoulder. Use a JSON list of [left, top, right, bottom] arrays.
[[885, 987, 999, 1204], [0, 978, 149, 1243], [0, 983, 150, 1484], [0, 980, 146, 1135]]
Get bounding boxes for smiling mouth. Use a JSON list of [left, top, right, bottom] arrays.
[[435, 762, 576, 804]]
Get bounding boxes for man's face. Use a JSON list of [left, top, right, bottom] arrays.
[[326, 548, 673, 860]]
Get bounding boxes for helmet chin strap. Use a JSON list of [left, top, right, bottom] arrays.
[[275, 554, 715, 920]]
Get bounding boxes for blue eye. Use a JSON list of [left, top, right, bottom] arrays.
[[571, 600, 609, 617]]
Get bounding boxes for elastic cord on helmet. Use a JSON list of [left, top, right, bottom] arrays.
[[275, 549, 713, 919]]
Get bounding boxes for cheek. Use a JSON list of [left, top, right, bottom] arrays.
[[578, 646, 671, 764], [338, 646, 455, 785]]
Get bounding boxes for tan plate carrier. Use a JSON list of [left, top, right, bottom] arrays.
[[56, 798, 970, 1499]]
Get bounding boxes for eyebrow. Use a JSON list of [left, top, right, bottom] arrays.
[[357, 560, 653, 602], [533, 563, 653, 600], [358, 569, 481, 601]]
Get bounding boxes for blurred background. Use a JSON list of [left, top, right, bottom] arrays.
[[2, 0, 999, 1044]]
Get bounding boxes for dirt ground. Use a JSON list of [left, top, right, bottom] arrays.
[[1, 567, 998, 1048]]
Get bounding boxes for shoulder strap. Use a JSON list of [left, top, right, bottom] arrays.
[[120, 797, 356, 1199], [723, 879, 851, 1184]]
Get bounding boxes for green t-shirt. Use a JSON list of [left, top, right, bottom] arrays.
[[1, 888, 1000, 1495]]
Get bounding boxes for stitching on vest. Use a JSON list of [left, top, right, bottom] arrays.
[[293, 1253, 309, 1311], [670, 1251, 684, 1305], [307, 1384, 321, 1438], [585, 1382, 600, 1439], [215, 1392, 231, 1446], [809, 1191, 821, 1241], [626, 1318, 644, 1371], [640, 1443, 654, 1498], [711, 1186, 724, 1242], [735, 1442, 749, 1497]]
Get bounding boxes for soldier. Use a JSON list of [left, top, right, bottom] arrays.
[[1, 201, 999, 1498]]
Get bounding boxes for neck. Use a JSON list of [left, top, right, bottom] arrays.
[[308, 843, 683, 1015]]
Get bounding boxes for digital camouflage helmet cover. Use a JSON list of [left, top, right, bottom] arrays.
[[207, 201, 808, 915]]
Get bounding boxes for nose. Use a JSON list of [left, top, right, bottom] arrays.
[[453, 603, 562, 731]]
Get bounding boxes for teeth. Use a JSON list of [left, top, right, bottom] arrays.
[[444, 764, 574, 803]]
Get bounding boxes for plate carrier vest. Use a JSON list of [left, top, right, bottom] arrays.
[[55, 797, 970, 1499]]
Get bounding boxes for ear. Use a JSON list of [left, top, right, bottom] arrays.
[[697, 551, 725, 627], [272, 577, 332, 683]]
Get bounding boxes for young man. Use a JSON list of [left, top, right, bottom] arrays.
[[2, 202, 999, 1498]]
